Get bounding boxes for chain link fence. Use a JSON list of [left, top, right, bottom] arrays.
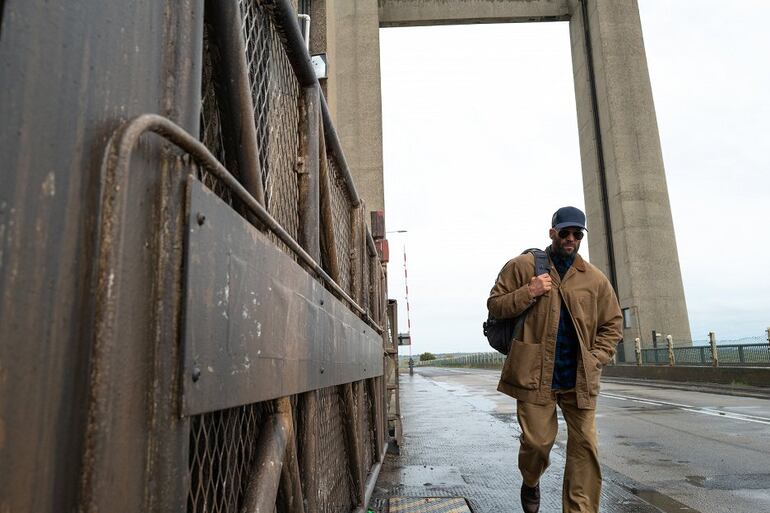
[[327, 156, 354, 295], [188, 403, 273, 513], [317, 387, 355, 513]]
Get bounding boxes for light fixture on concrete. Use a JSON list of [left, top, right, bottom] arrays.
[[311, 53, 328, 80]]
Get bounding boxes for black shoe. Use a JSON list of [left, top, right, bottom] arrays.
[[520, 483, 540, 513]]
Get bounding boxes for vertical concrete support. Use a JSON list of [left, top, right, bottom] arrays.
[[312, 0, 385, 214], [568, 0, 691, 353]]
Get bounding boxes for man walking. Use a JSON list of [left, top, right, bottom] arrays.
[[487, 206, 622, 513]]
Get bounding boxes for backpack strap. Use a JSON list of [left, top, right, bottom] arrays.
[[521, 248, 551, 277]]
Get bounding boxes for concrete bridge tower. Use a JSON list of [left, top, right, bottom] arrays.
[[309, 0, 691, 355]]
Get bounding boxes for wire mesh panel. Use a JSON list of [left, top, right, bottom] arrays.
[[189, 4, 387, 513], [362, 243, 371, 314], [717, 344, 770, 365], [328, 156, 353, 294], [641, 348, 668, 365], [734, 343, 770, 364], [200, 25, 237, 205], [361, 381, 374, 477], [240, 0, 302, 245], [188, 403, 273, 513], [317, 386, 355, 513], [671, 346, 710, 364]]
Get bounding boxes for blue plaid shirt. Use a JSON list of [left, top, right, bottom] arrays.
[[549, 248, 578, 390]]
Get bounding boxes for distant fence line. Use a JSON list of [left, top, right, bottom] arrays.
[[641, 343, 770, 366], [417, 340, 770, 369]]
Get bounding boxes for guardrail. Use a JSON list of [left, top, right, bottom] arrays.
[[415, 352, 506, 368], [641, 344, 770, 366], [418, 343, 770, 369]]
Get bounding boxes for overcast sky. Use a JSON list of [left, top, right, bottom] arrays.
[[380, 0, 770, 354]]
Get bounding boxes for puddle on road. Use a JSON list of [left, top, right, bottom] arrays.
[[686, 473, 770, 490], [620, 485, 702, 513], [398, 465, 466, 489], [430, 380, 500, 412]]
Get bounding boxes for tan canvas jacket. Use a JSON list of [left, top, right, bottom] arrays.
[[487, 251, 622, 409]]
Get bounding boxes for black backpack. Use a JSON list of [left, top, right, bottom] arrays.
[[483, 248, 551, 355]]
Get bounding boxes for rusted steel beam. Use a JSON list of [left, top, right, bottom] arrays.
[[183, 180, 384, 415], [298, 85, 321, 261], [240, 412, 291, 513], [355, 380, 367, 473], [294, 88, 323, 513], [351, 205, 364, 306], [368, 256, 375, 322], [368, 377, 384, 461], [387, 299, 399, 350], [366, 230, 377, 258], [207, 0, 266, 206], [297, 391, 319, 513], [95, 114, 379, 331], [276, 398, 305, 513], [318, 120, 340, 283], [320, 94, 361, 207], [380, 375, 387, 455], [341, 382, 365, 506], [352, 452, 385, 513], [367, 249, 379, 323]]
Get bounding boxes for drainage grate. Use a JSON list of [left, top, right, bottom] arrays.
[[388, 497, 472, 513]]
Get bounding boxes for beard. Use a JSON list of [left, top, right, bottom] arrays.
[[552, 239, 580, 258]]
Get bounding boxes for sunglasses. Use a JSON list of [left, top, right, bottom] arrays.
[[558, 228, 584, 240]]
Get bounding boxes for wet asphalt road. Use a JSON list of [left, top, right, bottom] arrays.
[[376, 367, 770, 513]]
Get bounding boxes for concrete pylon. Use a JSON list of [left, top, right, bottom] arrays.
[[567, 0, 691, 350], [314, 0, 692, 356], [310, 0, 385, 217]]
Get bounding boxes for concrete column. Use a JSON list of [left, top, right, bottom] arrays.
[[312, 0, 385, 215], [568, 0, 691, 352]]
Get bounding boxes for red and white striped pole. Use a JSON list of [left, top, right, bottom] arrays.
[[388, 229, 412, 356], [403, 243, 412, 357]]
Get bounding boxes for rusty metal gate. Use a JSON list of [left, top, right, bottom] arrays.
[[0, 1, 398, 512]]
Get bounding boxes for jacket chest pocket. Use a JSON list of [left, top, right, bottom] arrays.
[[572, 292, 596, 322]]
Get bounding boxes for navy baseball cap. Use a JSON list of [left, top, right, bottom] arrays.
[[551, 206, 587, 231]]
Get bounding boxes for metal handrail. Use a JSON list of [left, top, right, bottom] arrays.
[[101, 113, 383, 333]]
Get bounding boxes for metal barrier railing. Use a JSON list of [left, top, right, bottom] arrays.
[[418, 343, 770, 369], [641, 343, 770, 366], [415, 352, 506, 368], [189, 1, 392, 512]]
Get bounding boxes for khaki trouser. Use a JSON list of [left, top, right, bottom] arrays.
[[516, 390, 601, 513]]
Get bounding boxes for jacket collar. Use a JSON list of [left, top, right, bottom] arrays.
[[573, 253, 586, 272], [547, 249, 586, 286], [546, 246, 586, 272]]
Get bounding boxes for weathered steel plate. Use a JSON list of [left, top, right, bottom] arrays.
[[182, 177, 383, 416]]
